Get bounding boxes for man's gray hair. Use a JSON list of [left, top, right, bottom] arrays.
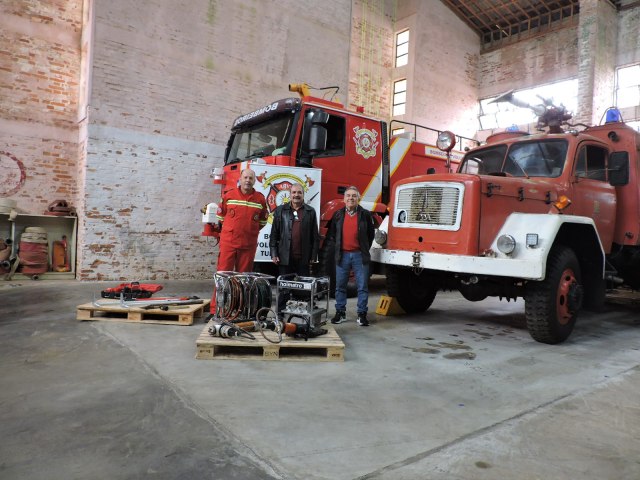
[[290, 182, 305, 193], [344, 186, 360, 198]]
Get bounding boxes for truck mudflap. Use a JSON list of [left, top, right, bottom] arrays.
[[371, 213, 605, 281]]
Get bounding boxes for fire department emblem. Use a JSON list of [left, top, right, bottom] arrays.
[[353, 127, 379, 159]]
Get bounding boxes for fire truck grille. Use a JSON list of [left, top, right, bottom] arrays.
[[396, 185, 460, 226]]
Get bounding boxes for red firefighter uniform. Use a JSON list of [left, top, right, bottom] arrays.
[[210, 185, 268, 312]]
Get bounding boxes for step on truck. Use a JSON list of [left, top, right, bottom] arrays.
[[372, 95, 639, 344], [204, 83, 476, 294]]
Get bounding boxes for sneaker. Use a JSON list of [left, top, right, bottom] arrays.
[[356, 313, 370, 326], [331, 311, 347, 324]]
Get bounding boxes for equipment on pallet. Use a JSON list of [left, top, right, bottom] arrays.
[[208, 272, 330, 343], [209, 271, 286, 343], [209, 320, 256, 339], [91, 294, 203, 310], [100, 282, 163, 300], [212, 271, 273, 321], [276, 274, 329, 340]]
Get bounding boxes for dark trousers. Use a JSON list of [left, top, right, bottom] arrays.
[[277, 257, 310, 314]]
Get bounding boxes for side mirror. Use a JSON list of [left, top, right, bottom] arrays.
[[302, 109, 329, 154], [609, 151, 629, 186]]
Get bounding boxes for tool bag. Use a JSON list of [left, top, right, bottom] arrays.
[[100, 282, 164, 300]]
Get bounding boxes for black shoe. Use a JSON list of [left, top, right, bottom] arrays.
[[331, 311, 347, 324], [356, 313, 369, 326]]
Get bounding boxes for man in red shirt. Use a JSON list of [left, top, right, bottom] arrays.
[[326, 186, 375, 326], [210, 168, 268, 313]]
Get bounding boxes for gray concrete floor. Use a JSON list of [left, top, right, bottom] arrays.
[[1, 277, 639, 480]]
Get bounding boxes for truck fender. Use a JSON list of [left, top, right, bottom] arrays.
[[491, 213, 605, 280]]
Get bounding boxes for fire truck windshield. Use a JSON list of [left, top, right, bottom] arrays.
[[459, 139, 568, 178], [225, 113, 295, 165]]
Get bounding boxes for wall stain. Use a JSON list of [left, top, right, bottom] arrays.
[[206, 0, 216, 25]]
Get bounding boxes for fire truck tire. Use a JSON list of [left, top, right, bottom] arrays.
[[525, 246, 582, 344], [386, 267, 437, 313]]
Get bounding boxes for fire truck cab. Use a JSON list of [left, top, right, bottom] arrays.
[[372, 102, 639, 344], [207, 84, 472, 292]]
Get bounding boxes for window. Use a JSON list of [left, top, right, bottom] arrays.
[[226, 114, 294, 164], [316, 114, 345, 157], [395, 30, 409, 67], [505, 140, 567, 177], [615, 64, 640, 109], [479, 79, 578, 130], [575, 145, 607, 182], [393, 79, 407, 116]]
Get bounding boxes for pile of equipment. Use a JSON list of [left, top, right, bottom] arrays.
[[208, 271, 329, 343]]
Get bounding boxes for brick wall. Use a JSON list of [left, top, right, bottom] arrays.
[[406, 0, 480, 142], [348, 0, 395, 119], [617, 1, 640, 66], [82, 0, 352, 280], [0, 0, 83, 214], [577, 0, 618, 125], [4, 0, 640, 280], [477, 23, 579, 100]]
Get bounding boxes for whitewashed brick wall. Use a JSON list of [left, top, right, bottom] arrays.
[[81, 0, 352, 279]]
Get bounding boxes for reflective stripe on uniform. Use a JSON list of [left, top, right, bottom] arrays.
[[226, 200, 264, 209]]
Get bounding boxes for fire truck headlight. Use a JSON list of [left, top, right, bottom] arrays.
[[497, 234, 516, 255], [436, 131, 457, 152], [526, 233, 539, 248], [374, 229, 387, 247]]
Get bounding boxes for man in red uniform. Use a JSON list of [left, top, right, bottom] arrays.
[[210, 168, 268, 313]]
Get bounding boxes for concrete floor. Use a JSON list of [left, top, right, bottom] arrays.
[[1, 277, 639, 480]]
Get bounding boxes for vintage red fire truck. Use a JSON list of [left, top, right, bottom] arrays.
[[372, 99, 639, 344], [205, 83, 474, 290]]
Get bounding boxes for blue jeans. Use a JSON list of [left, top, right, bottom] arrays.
[[335, 251, 369, 314]]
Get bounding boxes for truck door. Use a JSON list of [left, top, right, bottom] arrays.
[[569, 143, 617, 251], [300, 110, 348, 210]]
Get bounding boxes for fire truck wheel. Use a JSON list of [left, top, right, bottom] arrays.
[[525, 246, 583, 344], [386, 267, 437, 314]]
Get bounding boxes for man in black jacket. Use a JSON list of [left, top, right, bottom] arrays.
[[326, 186, 375, 326], [269, 183, 320, 314]]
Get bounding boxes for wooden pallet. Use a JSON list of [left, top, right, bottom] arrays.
[[76, 300, 210, 326], [196, 321, 345, 361]]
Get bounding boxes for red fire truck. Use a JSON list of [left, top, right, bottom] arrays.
[[205, 83, 475, 291], [372, 95, 639, 344]]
